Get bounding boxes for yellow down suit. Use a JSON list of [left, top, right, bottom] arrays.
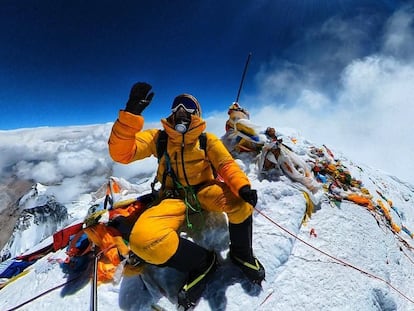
[[108, 111, 253, 265]]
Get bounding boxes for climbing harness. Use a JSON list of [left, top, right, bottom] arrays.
[[153, 130, 206, 230]]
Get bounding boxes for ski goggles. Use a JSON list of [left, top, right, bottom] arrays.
[[171, 97, 198, 114]]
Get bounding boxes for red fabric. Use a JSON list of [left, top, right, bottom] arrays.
[[53, 223, 83, 251]]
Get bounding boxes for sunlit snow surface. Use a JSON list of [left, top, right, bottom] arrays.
[[0, 125, 413, 311]]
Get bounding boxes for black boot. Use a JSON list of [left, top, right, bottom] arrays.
[[165, 238, 218, 309], [229, 215, 265, 285]]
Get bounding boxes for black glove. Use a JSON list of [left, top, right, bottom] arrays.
[[239, 185, 258, 207], [125, 82, 154, 115]]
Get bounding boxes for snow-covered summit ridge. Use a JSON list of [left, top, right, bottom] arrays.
[[0, 124, 413, 310]]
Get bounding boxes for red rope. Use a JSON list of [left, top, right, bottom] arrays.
[[6, 274, 83, 311], [254, 207, 414, 305]]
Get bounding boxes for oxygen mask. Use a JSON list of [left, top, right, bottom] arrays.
[[173, 107, 191, 133]]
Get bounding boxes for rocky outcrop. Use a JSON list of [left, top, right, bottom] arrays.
[[0, 178, 33, 250], [0, 183, 68, 261]]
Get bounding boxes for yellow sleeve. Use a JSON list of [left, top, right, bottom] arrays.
[[108, 110, 158, 164], [206, 133, 250, 196]]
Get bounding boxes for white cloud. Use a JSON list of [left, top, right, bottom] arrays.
[[57, 150, 100, 177], [31, 161, 60, 184], [47, 176, 90, 203], [14, 160, 61, 184], [112, 158, 158, 181], [247, 6, 414, 185], [297, 89, 331, 111], [382, 6, 414, 60]]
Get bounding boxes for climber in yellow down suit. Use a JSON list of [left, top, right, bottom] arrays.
[[108, 82, 264, 308]]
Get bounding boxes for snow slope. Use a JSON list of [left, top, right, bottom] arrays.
[[0, 125, 414, 311]]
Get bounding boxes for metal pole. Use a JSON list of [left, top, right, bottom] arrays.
[[90, 245, 98, 311], [235, 52, 252, 103]]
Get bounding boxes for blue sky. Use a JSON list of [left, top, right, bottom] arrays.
[[1, 0, 410, 130]]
